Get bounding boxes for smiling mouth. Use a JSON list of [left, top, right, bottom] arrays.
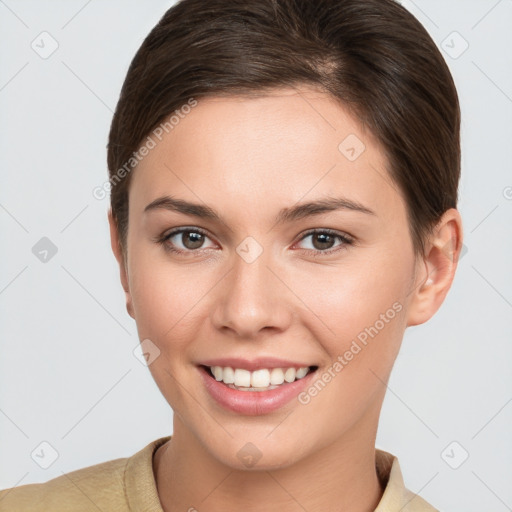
[[200, 364, 319, 392]]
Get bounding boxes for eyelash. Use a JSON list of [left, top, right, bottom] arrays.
[[156, 227, 354, 257]]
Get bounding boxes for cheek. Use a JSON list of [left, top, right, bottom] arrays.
[[127, 253, 212, 406], [292, 266, 408, 431], [287, 252, 412, 414], [127, 247, 209, 348], [291, 252, 410, 344]]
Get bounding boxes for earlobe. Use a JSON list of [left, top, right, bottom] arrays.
[[406, 208, 463, 327], [108, 209, 135, 319]]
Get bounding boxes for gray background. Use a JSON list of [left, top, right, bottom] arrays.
[[0, 1, 511, 510]]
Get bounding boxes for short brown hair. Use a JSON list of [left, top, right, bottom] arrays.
[[107, 0, 460, 258]]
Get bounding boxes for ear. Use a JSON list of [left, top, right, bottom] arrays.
[[406, 208, 463, 327], [108, 209, 135, 319]]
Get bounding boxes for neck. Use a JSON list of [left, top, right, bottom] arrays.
[[154, 409, 384, 512]]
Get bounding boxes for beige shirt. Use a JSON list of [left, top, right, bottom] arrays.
[[0, 436, 438, 511]]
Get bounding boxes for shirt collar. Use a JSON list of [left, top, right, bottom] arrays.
[[374, 449, 437, 511]]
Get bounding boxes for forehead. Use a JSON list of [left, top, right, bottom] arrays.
[[129, 87, 405, 224]]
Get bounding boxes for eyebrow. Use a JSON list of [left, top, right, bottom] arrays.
[[144, 195, 376, 224]]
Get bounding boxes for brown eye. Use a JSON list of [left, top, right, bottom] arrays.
[[311, 232, 336, 250], [180, 231, 205, 249], [295, 229, 353, 255], [160, 227, 216, 253]]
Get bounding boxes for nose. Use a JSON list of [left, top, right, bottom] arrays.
[[211, 250, 293, 339]]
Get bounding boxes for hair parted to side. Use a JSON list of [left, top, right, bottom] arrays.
[[107, 0, 460, 260]]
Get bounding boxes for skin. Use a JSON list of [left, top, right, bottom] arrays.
[[109, 86, 463, 512]]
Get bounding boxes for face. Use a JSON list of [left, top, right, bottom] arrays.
[[118, 87, 424, 470]]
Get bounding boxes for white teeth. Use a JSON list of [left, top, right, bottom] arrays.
[[233, 368, 251, 387], [295, 367, 308, 379], [213, 366, 223, 381], [270, 368, 285, 385], [209, 365, 311, 389], [251, 369, 270, 388], [222, 366, 235, 384], [284, 368, 296, 383]]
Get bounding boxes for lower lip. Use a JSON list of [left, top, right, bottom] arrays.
[[198, 365, 317, 416]]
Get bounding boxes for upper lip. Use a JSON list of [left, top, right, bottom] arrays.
[[199, 357, 315, 371]]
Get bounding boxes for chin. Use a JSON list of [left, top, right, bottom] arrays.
[[204, 431, 308, 472]]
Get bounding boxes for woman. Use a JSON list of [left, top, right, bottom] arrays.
[[0, 0, 463, 510]]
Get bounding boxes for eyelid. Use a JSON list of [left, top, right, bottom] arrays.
[[161, 226, 212, 240], [296, 227, 354, 242]]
